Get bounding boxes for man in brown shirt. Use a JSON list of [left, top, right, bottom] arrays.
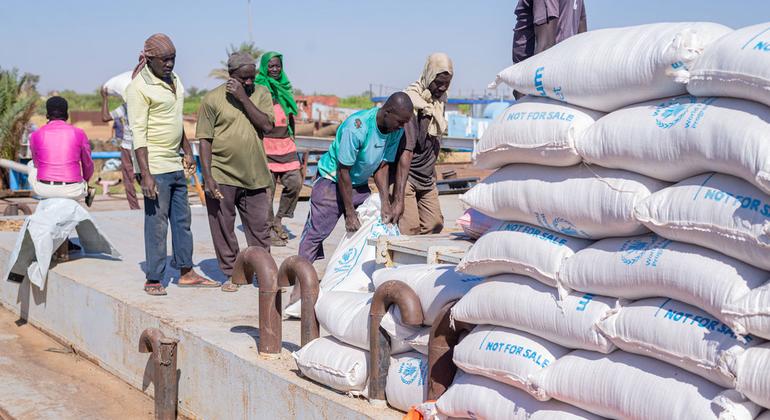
[[196, 52, 275, 290]]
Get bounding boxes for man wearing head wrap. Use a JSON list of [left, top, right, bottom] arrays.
[[391, 53, 453, 235], [196, 52, 275, 292], [255, 52, 303, 247], [126, 33, 217, 296]]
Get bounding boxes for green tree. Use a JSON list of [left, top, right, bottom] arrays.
[[338, 91, 373, 110], [0, 68, 39, 163], [209, 41, 263, 80]]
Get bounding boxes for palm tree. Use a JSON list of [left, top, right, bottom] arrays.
[[0, 68, 38, 161], [209, 42, 264, 80]]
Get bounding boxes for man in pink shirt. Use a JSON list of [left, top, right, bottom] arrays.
[[29, 97, 95, 205]]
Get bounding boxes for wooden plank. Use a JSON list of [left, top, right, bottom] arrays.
[[371, 232, 473, 266]]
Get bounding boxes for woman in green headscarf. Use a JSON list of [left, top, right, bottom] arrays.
[[255, 52, 302, 246]]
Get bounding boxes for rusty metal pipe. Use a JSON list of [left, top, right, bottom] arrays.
[[427, 301, 472, 400], [277, 255, 320, 346], [139, 328, 179, 420], [368, 280, 424, 405], [231, 246, 281, 356], [3, 203, 31, 216]]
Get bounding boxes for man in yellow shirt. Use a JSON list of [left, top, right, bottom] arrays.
[[126, 33, 218, 296]]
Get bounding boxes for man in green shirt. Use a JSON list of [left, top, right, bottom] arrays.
[[196, 52, 275, 291]]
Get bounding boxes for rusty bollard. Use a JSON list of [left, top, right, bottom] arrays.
[[427, 301, 472, 400], [3, 203, 31, 216], [368, 280, 424, 406], [231, 246, 281, 356], [139, 328, 179, 420], [277, 255, 320, 347]]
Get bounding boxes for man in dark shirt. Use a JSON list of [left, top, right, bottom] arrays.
[[392, 53, 453, 235], [512, 0, 587, 64]]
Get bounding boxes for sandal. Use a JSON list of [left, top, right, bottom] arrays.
[[221, 280, 239, 292], [177, 270, 220, 288], [144, 283, 167, 296]]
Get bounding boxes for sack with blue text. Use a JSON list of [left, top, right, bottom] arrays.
[[686, 22, 770, 108], [473, 97, 604, 169], [285, 195, 399, 317], [491, 22, 731, 112], [577, 95, 770, 194]]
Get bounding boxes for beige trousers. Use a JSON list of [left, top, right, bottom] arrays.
[[28, 165, 87, 199], [398, 182, 444, 235]]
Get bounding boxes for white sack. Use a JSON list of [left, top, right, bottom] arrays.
[[635, 173, 770, 270], [458, 221, 592, 287], [460, 164, 667, 239], [451, 275, 617, 353], [597, 298, 762, 388], [453, 325, 569, 400], [285, 195, 399, 317], [736, 343, 770, 409], [102, 71, 132, 101], [687, 22, 770, 108], [314, 291, 415, 354], [473, 97, 603, 169], [292, 336, 368, 394], [559, 233, 768, 329], [577, 95, 770, 194], [725, 281, 770, 340], [530, 350, 761, 420], [758, 412, 770, 420], [456, 208, 504, 240], [490, 22, 731, 112], [436, 373, 602, 420], [372, 264, 483, 326], [5, 198, 121, 289], [386, 352, 428, 412]]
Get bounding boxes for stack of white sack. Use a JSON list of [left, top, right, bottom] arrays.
[[489, 22, 731, 112], [558, 233, 769, 333], [459, 163, 667, 240], [685, 22, 770, 108], [285, 195, 398, 317], [529, 350, 761, 419], [735, 343, 770, 410]]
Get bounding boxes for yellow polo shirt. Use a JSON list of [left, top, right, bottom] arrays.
[[126, 65, 185, 175]]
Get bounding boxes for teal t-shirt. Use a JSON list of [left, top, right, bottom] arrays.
[[317, 107, 403, 186]]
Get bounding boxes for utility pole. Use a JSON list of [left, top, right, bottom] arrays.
[[247, 0, 254, 42]]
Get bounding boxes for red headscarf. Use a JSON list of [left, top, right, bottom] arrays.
[[132, 33, 176, 79]]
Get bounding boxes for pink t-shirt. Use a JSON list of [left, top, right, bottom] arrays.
[[30, 120, 94, 183], [263, 104, 300, 173]]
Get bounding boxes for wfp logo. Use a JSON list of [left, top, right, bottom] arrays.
[[334, 247, 358, 273], [398, 358, 427, 386], [652, 96, 698, 129], [535, 213, 590, 239], [619, 235, 670, 266], [534, 67, 547, 97]]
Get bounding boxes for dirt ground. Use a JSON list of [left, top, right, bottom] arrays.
[[0, 306, 154, 420]]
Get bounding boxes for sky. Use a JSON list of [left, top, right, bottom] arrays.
[[0, 0, 765, 97]]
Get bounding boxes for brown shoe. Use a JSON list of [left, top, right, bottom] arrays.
[[272, 223, 289, 240], [85, 187, 96, 207], [177, 269, 219, 288]]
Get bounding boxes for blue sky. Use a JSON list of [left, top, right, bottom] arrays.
[[0, 0, 764, 97]]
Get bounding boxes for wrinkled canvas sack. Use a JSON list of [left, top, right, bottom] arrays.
[[635, 173, 770, 270], [458, 221, 592, 287], [725, 281, 770, 340], [292, 336, 368, 394], [285, 195, 399, 317], [453, 325, 569, 400], [451, 275, 617, 353], [386, 352, 429, 412], [372, 264, 483, 325], [460, 164, 667, 239], [577, 95, 770, 194], [686, 22, 770, 108], [735, 343, 770, 409], [473, 97, 603, 169], [559, 233, 768, 330], [490, 22, 731, 112], [530, 350, 761, 419], [597, 297, 763, 388], [436, 372, 602, 420]]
